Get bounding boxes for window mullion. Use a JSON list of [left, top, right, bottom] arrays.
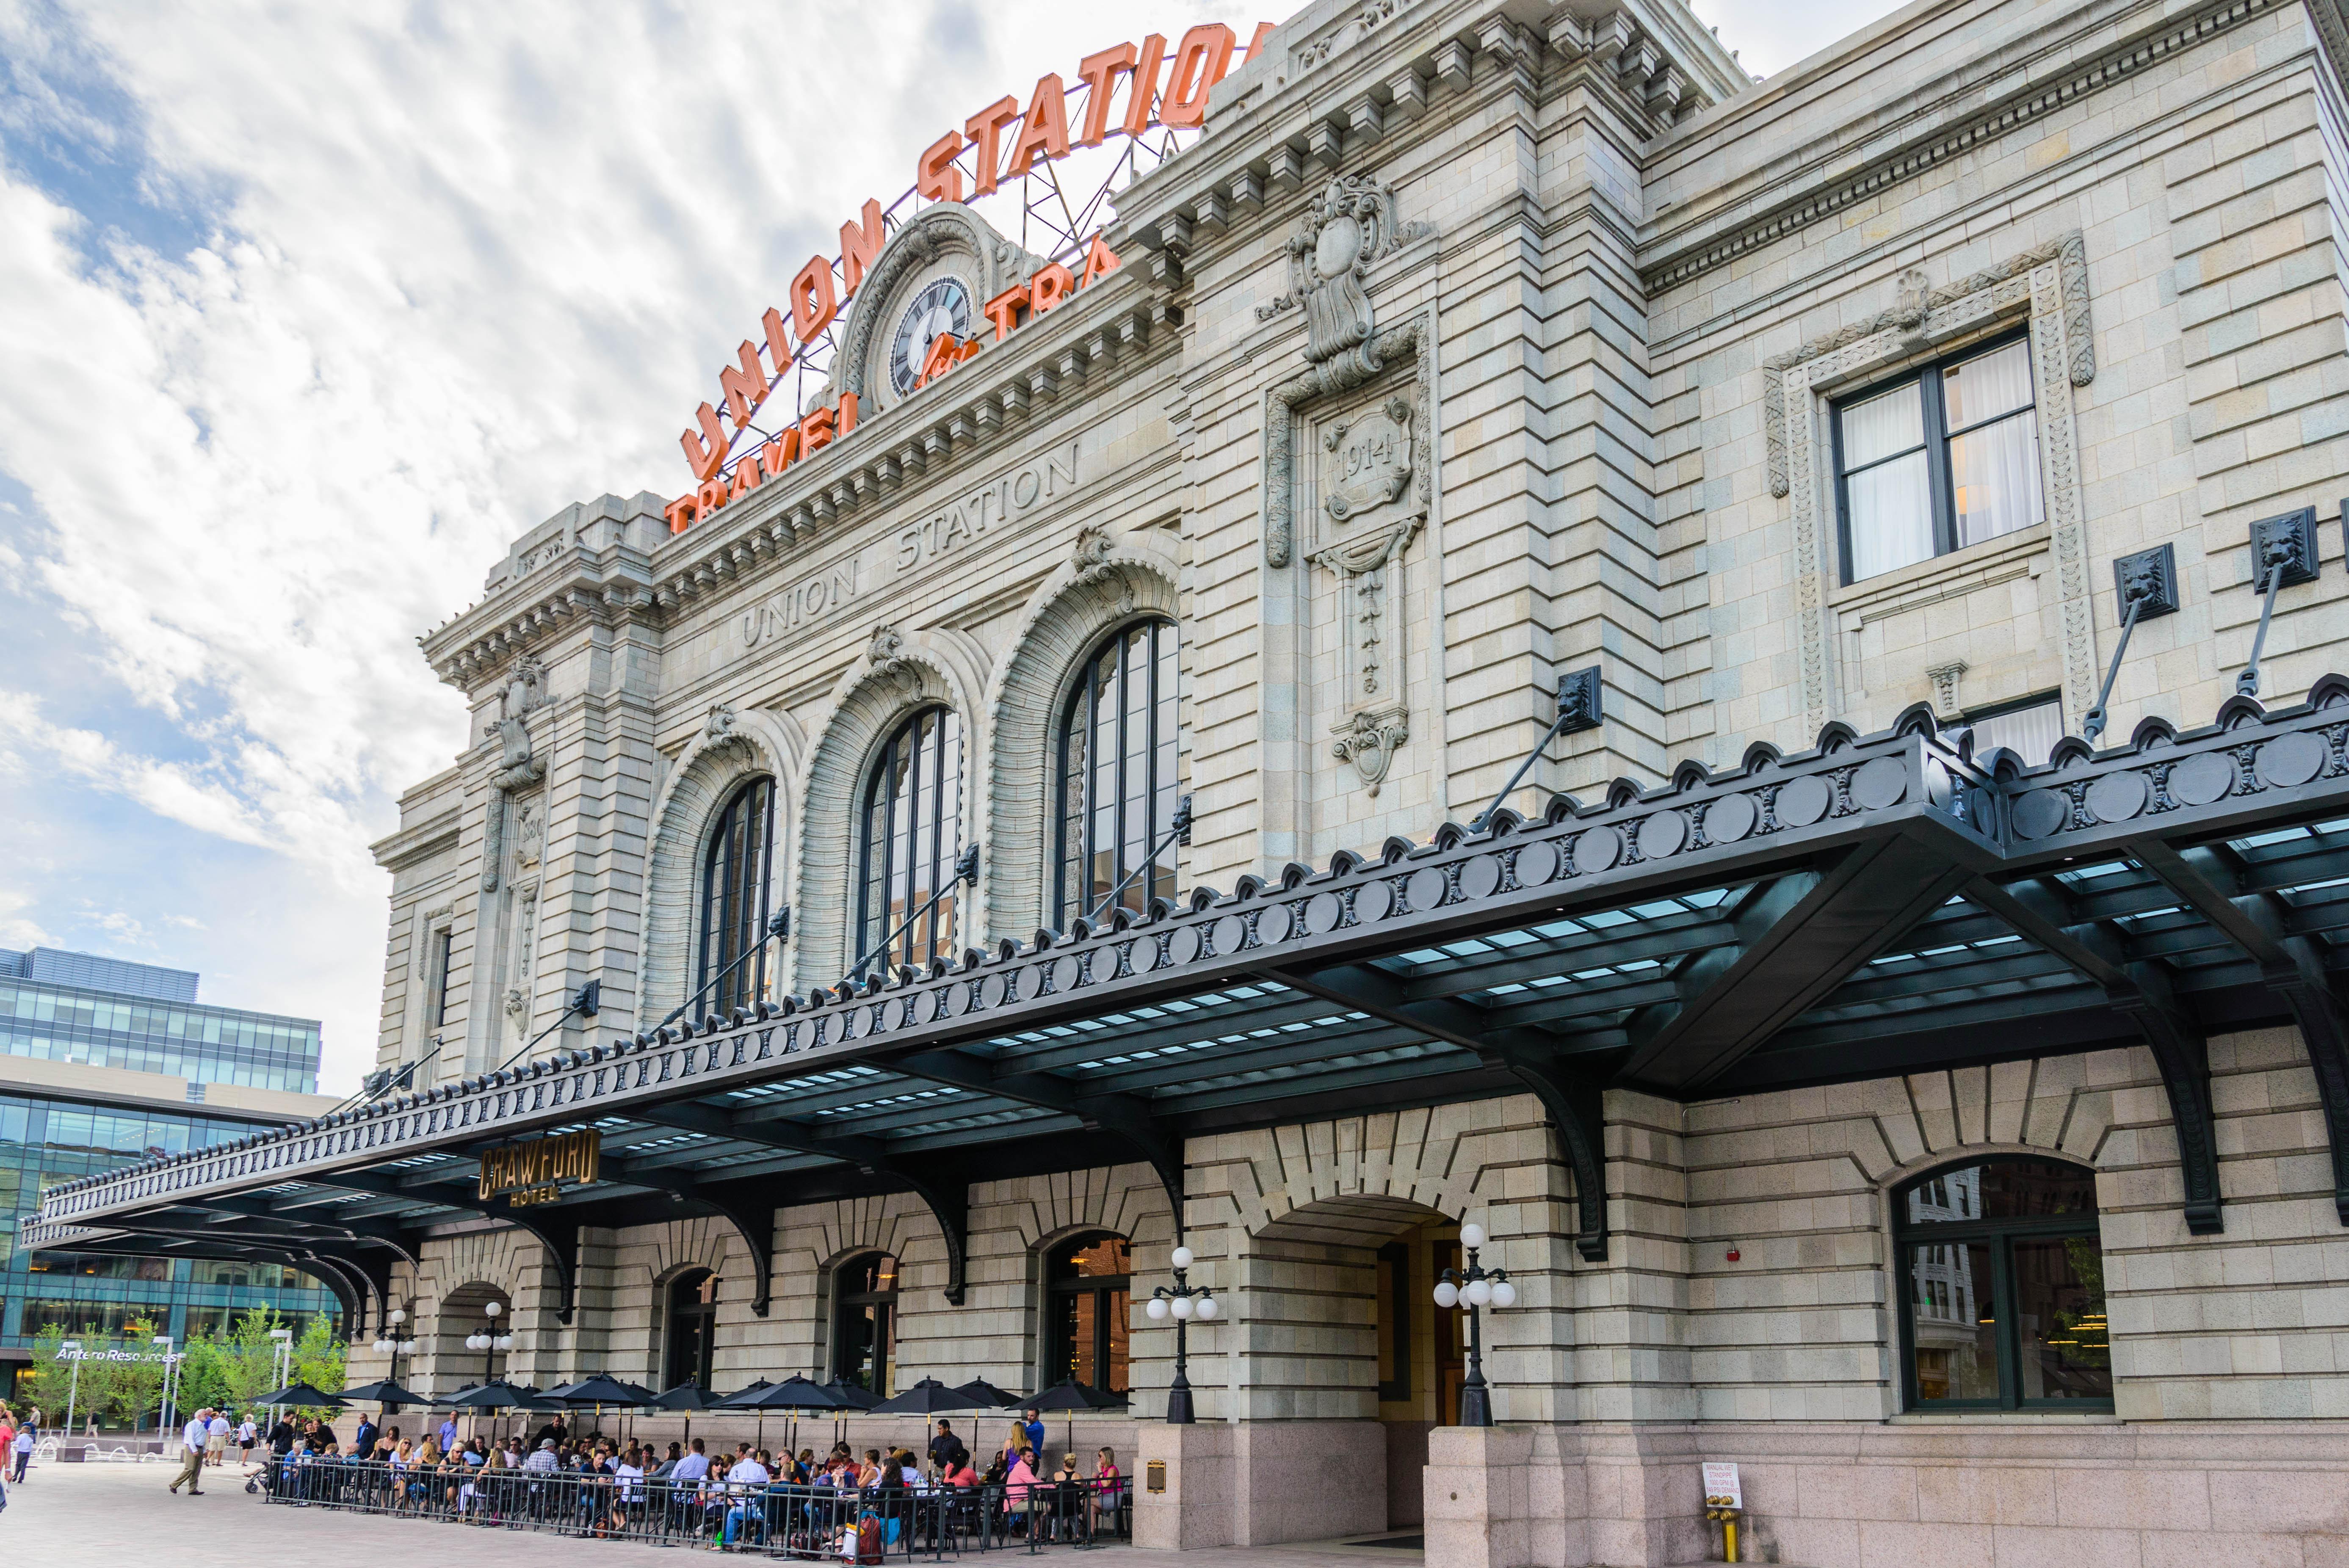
[[1923, 367, 1957, 559], [1992, 1232, 2020, 1410]]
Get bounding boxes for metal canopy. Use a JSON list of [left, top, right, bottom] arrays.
[[38, 682, 2349, 1315]]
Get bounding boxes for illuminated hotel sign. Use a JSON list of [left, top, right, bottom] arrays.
[[478, 1129, 600, 1208], [664, 20, 1268, 536]]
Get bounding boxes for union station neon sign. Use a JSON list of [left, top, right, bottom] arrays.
[[665, 20, 1269, 536]]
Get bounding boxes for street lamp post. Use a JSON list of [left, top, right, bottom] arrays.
[[1432, 1222, 1515, 1428], [463, 1300, 512, 1383], [153, 1335, 177, 1443], [267, 1327, 294, 1424], [370, 1308, 419, 1408], [59, 1340, 82, 1438], [1144, 1246, 1219, 1425]]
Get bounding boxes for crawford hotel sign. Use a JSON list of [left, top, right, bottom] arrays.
[[40, 2, 2349, 1565]]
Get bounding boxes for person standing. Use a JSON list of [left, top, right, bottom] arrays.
[[236, 1414, 257, 1464], [437, 1411, 458, 1455], [168, 1407, 212, 1496], [11, 1417, 34, 1483], [353, 1411, 379, 1463], [205, 1409, 229, 1467]]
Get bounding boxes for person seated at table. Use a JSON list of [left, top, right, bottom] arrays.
[[716, 1444, 770, 1547], [1004, 1446, 1042, 1529], [614, 1445, 647, 1529], [941, 1452, 979, 1490]]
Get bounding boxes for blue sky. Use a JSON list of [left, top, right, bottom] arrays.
[[0, 0, 1905, 1092]]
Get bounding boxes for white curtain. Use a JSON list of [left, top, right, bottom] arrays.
[[1843, 382, 1932, 580], [1951, 412, 2043, 547], [1943, 339, 2033, 428]]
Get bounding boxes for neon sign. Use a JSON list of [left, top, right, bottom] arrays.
[[664, 21, 1269, 536]]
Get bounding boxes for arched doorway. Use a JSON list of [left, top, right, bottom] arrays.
[[664, 1269, 720, 1391], [1042, 1232, 1132, 1394], [434, 1281, 514, 1397], [1244, 1195, 1462, 1534]]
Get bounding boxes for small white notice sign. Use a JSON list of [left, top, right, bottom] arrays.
[[1702, 1462, 1743, 1509]]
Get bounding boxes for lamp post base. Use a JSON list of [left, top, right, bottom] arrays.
[[1166, 1371, 1196, 1424]]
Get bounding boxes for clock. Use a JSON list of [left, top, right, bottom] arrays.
[[888, 277, 975, 397]]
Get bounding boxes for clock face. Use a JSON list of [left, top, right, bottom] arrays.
[[888, 277, 974, 397]]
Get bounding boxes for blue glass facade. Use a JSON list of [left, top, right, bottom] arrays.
[[0, 951, 338, 1355]]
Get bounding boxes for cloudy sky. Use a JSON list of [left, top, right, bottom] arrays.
[[0, 0, 1903, 1094]]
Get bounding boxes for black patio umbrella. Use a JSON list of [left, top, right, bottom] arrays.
[[718, 1375, 843, 1454], [1020, 1379, 1128, 1463], [868, 1379, 986, 1469], [336, 1379, 427, 1426], [650, 1380, 718, 1449], [951, 1378, 1023, 1408], [821, 1377, 882, 1410], [545, 1374, 658, 1442], [257, 1382, 347, 1411], [437, 1378, 546, 1446]]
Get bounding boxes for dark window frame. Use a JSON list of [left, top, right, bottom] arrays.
[[1830, 326, 2039, 585], [856, 707, 964, 975], [1042, 1231, 1132, 1396], [832, 1251, 899, 1395], [695, 776, 778, 1021], [663, 1267, 720, 1391], [1052, 618, 1181, 929], [1376, 1240, 1412, 1402], [430, 929, 456, 1030], [1892, 1157, 2111, 1413]]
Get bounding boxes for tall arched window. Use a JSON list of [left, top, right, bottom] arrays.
[[857, 708, 964, 975], [833, 1252, 898, 1395], [664, 1268, 719, 1391], [1043, 1232, 1131, 1394], [1053, 620, 1179, 927], [696, 777, 777, 1019], [1896, 1157, 2109, 1410]]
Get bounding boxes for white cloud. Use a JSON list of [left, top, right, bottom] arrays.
[[0, 0, 1899, 1088]]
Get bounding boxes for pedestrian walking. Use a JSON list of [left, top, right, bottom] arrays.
[[11, 1417, 33, 1482], [205, 1409, 229, 1467], [168, 1407, 213, 1496]]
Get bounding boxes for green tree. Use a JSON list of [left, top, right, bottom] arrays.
[[290, 1312, 347, 1408], [21, 1325, 78, 1421], [108, 1327, 167, 1432], [178, 1330, 231, 1417], [217, 1307, 293, 1416]]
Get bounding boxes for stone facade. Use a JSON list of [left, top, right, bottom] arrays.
[[350, 0, 2349, 1563]]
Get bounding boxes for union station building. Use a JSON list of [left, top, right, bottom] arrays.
[[33, 0, 2349, 1561]]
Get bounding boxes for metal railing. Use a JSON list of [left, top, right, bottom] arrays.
[[257, 1457, 1129, 1559]]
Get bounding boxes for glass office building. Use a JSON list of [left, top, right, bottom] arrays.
[[0, 947, 319, 1093], [0, 950, 338, 1366]]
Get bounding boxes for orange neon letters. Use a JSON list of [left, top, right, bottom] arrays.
[[838, 199, 887, 296], [1007, 74, 1071, 178], [917, 130, 965, 204], [790, 255, 838, 343], [1123, 34, 1168, 136], [1244, 20, 1275, 61], [1028, 261, 1076, 315], [761, 426, 801, 479], [761, 306, 795, 376], [964, 95, 1023, 199], [680, 401, 729, 482], [1075, 44, 1137, 148], [718, 340, 768, 426], [1078, 234, 1121, 289], [983, 283, 1028, 343], [1159, 24, 1236, 128]]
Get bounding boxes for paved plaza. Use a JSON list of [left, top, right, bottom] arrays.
[[0, 1457, 1424, 1566]]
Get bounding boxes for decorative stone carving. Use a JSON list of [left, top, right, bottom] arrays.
[[513, 799, 543, 870], [867, 624, 921, 695], [1323, 398, 1414, 522], [704, 703, 738, 741], [1255, 172, 1432, 382], [1926, 661, 1969, 720], [481, 656, 548, 893], [1266, 315, 1435, 568], [1072, 522, 1117, 570], [1332, 707, 1411, 797]]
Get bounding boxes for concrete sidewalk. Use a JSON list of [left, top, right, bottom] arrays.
[[0, 1458, 1423, 1566]]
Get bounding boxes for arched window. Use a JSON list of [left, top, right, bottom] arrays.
[[1042, 1232, 1131, 1394], [1895, 1157, 2109, 1410], [857, 708, 964, 975], [833, 1252, 898, 1395], [696, 777, 778, 1019], [663, 1268, 719, 1391], [1053, 620, 1179, 928]]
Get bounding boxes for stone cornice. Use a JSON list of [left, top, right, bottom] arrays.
[[368, 803, 464, 874], [1638, 0, 2294, 291]]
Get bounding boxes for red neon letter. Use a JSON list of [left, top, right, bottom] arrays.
[[1123, 34, 1167, 137], [838, 391, 858, 437], [664, 496, 697, 533], [1078, 234, 1121, 289], [983, 283, 1027, 342], [760, 427, 801, 480], [1075, 44, 1136, 148], [964, 95, 1023, 198], [790, 255, 838, 343], [1244, 20, 1275, 61], [680, 401, 729, 482], [1007, 74, 1071, 178], [914, 332, 960, 390], [838, 199, 886, 298], [696, 477, 730, 516], [718, 340, 768, 426], [801, 404, 838, 454], [1159, 24, 1236, 129], [761, 306, 795, 376], [917, 131, 964, 204], [1028, 262, 1076, 315]]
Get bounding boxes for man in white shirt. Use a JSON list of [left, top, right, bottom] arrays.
[[204, 1411, 230, 1466], [169, 1408, 213, 1495]]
